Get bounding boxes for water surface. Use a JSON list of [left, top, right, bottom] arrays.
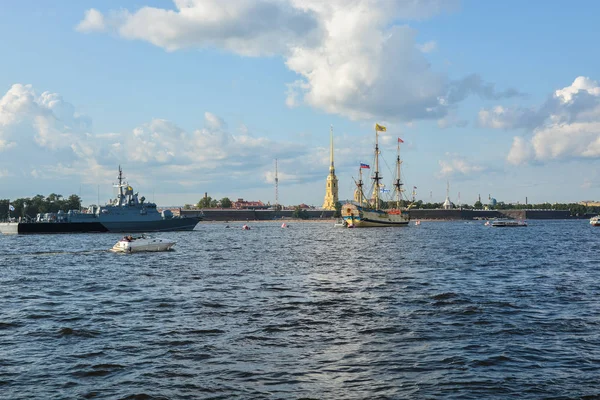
[[1, 220, 599, 399]]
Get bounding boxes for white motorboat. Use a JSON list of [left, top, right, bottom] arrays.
[[590, 216, 600, 226], [491, 220, 527, 227], [111, 234, 176, 253], [333, 219, 347, 228]]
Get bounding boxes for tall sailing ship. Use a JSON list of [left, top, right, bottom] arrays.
[[341, 124, 410, 227]]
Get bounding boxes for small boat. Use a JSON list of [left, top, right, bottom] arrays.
[[281, 223, 287, 228], [111, 234, 176, 253], [590, 216, 600, 226], [242, 224, 251, 230], [491, 220, 527, 227], [333, 219, 347, 228], [414, 220, 421, 226]]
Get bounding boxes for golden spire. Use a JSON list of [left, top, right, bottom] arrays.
[[322, 125, 339, 210], [329, 125, 334, 173]]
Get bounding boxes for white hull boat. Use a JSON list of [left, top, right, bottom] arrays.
[[333, 219, 347, 228], [491, 220, 527, 227], [111, 234, 176, 253], [590, 216, 600, 226]]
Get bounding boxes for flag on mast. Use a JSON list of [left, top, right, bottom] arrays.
[[360, 163, 370, 169], [375, 123, 387, 132], [398, 138, 404, 143], [9, 205, 15, 211]]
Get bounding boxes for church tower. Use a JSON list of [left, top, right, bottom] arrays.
[[322, 126, 339, 210]]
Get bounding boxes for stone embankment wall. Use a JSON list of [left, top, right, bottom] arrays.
[[410, 209, 571, 220], [181, 209, 335, 221], [183, 208, 573, 221]]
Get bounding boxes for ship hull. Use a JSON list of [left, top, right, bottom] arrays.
[[341, 203, 409, 228], [0, 218, 200, 234]]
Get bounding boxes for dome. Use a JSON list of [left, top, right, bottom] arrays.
[[443, 197, 453, 209]]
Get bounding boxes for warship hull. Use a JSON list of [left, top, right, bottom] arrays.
[[0, 218, 200, 235]]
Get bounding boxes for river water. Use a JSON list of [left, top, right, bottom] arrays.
[[1, 220, 599, 399]]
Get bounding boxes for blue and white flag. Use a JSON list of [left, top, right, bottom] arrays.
[[9, 205, 15, 211]]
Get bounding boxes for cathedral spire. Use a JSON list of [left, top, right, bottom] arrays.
[[322, 125, 339, 210], [329, 125, 335, 173]]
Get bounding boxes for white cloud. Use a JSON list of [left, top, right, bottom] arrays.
[[554, 76, 600, 103], [76, 8, 106, 33], [478, 105, 540, 130], [437, 113, 468, 129], [438, 153, 485, 178], [417, 40, 437, 53], [507, 122, 600, 165], [506, 136, 534, 165], [481, 76, 600, 165], [116, 0, 321, 55], [76, 0, 520, 122], [0, 83, 89, 154], [0, 83, 355, 204]]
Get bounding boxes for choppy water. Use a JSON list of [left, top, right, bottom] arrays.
[[1, 220, 600, 399]]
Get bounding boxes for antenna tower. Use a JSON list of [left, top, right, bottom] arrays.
[[275, 158, 279, 209]]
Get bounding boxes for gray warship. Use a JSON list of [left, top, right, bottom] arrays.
[[0, 166, 202, 234]]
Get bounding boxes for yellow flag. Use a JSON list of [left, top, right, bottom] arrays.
[[375, 123, 387, 132]]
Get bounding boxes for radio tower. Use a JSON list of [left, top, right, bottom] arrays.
[[275, 158, 279, 210]]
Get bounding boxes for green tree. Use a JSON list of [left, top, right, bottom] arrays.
[[0, 199, 9, 220], [64, 194, 82, 211], [292, 206, 309, 219], [474, 200, 483, 209], [197, 196, 212, 208], [210, 199, 218, 208], [220, 197, 232, 208], [334, 201, 342, 218]]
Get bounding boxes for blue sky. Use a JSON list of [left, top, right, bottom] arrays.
[[1, 0, 600, 207]]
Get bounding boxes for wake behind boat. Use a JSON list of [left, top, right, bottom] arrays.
[[111, 234, 176, 253], [341, 124, 410, 228]]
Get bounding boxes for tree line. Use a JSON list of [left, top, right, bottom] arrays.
[[0, 194, 82, 220], [185, 195, 600, 217], [4, 192, 595, 220], [182, 196, 234, 209], [407, 200, 600, 216]]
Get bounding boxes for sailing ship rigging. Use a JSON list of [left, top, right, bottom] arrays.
[[341, 124, 411, 227]]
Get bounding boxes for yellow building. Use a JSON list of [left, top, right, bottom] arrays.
[[322, 126, 339, 210], [580, 201, 600, 207]]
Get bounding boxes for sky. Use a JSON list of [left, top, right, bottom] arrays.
[[1, 0, 600, 207]]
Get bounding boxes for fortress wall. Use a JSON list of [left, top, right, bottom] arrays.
[[182, 209, 335, 221], [183, 208, 571, 221], [523, 210, 570, 219]]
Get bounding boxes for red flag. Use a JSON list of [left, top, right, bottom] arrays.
[[398, 138, 404, 143]]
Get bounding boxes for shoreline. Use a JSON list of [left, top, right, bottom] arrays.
[[198, 219, 337, 224]]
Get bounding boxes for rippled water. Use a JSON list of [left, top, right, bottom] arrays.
[[1, 220, 600, 399]]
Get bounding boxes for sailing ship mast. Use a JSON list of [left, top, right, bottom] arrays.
[[393, 139, 403, 210], [357, 167, 364, 207], [372, 126, 382, 211]]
